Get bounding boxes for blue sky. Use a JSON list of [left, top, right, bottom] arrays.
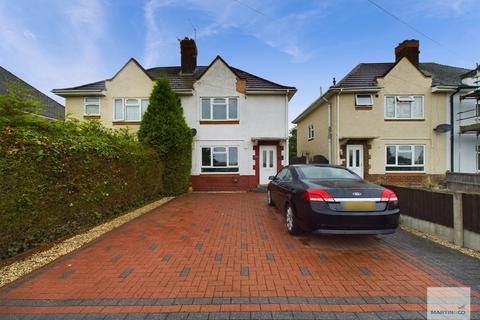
[[1, 0, 479, 122]]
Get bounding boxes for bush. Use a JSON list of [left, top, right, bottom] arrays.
[[138, 77, 192, 195], [0, 113, 164, 260]]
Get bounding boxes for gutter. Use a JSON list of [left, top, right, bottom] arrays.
[[322, 96, 332, 163], [336, 88, 343, 165]]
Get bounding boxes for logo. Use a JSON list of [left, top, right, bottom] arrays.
[[352, 192, 362, 196], [427, 287, 470, 320]]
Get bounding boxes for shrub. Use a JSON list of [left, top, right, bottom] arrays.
[[0, 111, 164, 260], [138, 77, 192, 195]]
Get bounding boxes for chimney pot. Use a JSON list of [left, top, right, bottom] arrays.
[[395, 39, 420, 67], [180, 37, 197, 74]]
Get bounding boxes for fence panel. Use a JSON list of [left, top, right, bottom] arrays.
[[384, 185, 454, 228], [462, 193, 480, 233]]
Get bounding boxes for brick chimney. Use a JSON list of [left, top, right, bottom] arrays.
[[395, 39, 420, 67], [180, 37, 197, 74]]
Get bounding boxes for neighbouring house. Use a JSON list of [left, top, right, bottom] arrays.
[[0, 66, 65, 120], [293, 39, 471, 186], [52, 38, 296, 191], [451, 65, 480, 173]]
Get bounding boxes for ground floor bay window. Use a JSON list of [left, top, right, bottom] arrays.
[[386, 145, 425, 172], [201, 146, 239, 172]]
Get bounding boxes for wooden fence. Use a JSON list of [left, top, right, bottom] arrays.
[[384, 185, 454, 228], [463, 193, 480, 234]]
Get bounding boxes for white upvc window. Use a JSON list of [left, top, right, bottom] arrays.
[[355, 94, 373, 106], [201, 97, 238, 120], [84, 97, 100, 116], [201, 146, 239, 173], [385, 144, 425, 172], [308, 124, 314, 140], [384, 95, 424, 119], [113, 98, 149, 121]]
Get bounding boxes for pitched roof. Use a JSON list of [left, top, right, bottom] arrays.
[[53, 58, 296, 93], [334, 62, 470, 88], [0, 66, 65, 120]]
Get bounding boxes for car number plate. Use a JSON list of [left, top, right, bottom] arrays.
[[343, 201, 376, 211]]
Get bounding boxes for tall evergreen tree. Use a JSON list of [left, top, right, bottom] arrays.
[[138, 77, 192, 195]]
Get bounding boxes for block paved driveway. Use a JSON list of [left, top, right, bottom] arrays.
[[1, 192, 479, 320]]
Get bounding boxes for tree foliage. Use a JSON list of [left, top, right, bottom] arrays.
[[289, 126, 297, 158], [138, 77, 192, 195], [0, 93, 164, 260]]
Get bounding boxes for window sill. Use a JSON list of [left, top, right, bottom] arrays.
[[199, 171, 240, 175], [83, 115, 101, 119], [384, 119, 425, 121], [307, 138, 314, 141], [384, 171, 426, 174], [200, 120, 240, 125], [113, 121, 141, 125], [355, 106, 373, 110]]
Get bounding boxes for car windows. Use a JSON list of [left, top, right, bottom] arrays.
[[298, 166, 360, 180], [276, 168, 293, 182]]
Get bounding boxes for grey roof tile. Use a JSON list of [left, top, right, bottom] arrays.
[[334, 62, 470, 88], [55, 65, 295, 93], [0, 66, 65, 120]]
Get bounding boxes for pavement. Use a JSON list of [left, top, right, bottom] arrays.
[[0, 192, 479, 320]]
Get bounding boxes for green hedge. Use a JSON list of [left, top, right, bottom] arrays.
[[0, 117, 164, 260]]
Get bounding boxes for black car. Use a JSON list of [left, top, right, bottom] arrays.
[[267, 164, 400, 235]]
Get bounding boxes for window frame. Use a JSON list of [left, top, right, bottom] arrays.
[[355, 94, 373, 106], [200, 146, 239, 173], [308, 124, 315, 140], [384, 95, 424, 120], [84, 97, 101, 116], [200, 97, 239, 121], [112, 98, 149, 122], [385, 144, 426, 173], [476, 143, 480, 173]]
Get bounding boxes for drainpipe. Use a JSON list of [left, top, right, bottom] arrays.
[[336, 89, 343, 165], [450, 87, 460, 172], [285, 90, 290, 165], [322, 96, 332, 164]]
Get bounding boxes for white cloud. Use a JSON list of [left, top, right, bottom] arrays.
[[0, 0, 108, 103], [416, 0, 479, 16], [142, 0, 329, 65]]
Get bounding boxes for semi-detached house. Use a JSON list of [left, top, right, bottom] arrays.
[[52, 38, 296, 191], [293, 40, 470, 186]]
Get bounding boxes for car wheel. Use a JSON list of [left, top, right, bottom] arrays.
[[285, 205, 303, 235], [267, 189, 274, 206]]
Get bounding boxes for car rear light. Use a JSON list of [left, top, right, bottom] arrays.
[[380, 189, 398, 202], [303, 189, 335, 202]]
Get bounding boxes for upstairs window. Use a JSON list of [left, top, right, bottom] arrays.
[[113, 98, 149, 122], [385, 96, 424, 119], [355, 94, 373, 106], [308, 124, 315, 140], [386, 145, 425, 172], [201, 97, 238, 120], [84, 97, 100, 116], [201, 146, 239, 172]]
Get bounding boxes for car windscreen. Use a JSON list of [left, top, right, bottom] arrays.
[[297, 166, 360, 180]]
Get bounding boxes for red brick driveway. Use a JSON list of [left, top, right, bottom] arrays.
[[1, 192, 479, 319]]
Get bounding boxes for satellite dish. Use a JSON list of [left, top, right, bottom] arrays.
[[191, 128, 197, 137], [434, 124, 452, 133]]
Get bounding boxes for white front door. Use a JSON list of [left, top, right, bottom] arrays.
[[259, 145, 277, 184], [346, 144, 364, 178]]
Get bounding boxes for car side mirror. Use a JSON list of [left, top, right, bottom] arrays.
[[268, 175, 275, 181]]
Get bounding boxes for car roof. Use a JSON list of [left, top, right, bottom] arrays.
[[288, 164, 348, 169]]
